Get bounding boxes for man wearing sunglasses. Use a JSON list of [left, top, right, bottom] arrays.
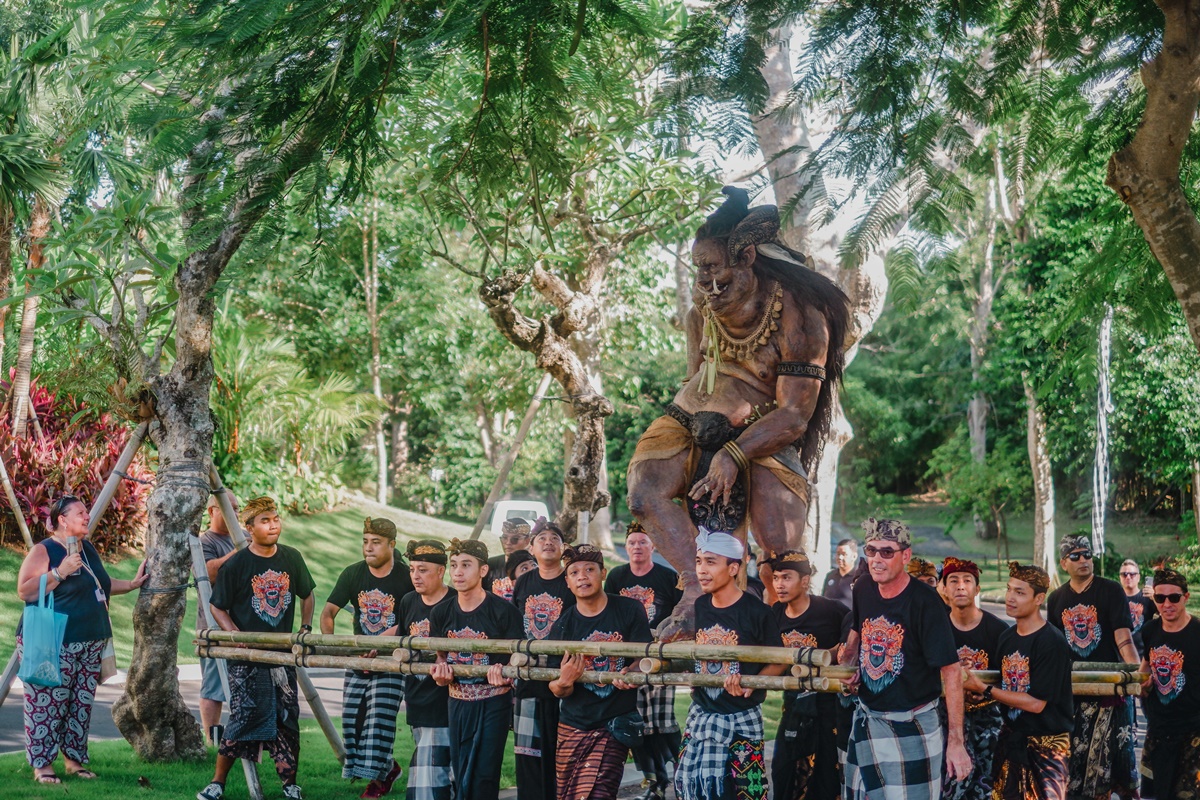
[[839, 518, 971, 800], [484, 517, 531, 594], [1139, 568, 1200, 800], [1119, 559, 1157, 657], [1046, 534, 1139, 800]]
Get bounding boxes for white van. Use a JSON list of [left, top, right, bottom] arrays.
[[490, 500, 550, 539]]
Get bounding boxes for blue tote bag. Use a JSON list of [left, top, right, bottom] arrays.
[[18, 573, 69, 688]]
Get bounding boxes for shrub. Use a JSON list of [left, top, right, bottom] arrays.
[[0, 380, 153, 554]]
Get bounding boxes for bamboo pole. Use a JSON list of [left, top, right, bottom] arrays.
[[88, 421, 150, 534], [208, 465, 346, 764], [0, 454, 33, 547], [469, 372, 554, 540], [190, 535, 264, 800], [204, 629, 834, 666], [0, 647, 20, 709]]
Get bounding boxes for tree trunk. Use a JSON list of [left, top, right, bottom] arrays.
[[0, 204, 13, 376], [1105, 0, 1200, 354], [10, 196, 52, 436], [750, 23, 889, 579], [1191, 459, 1200, 543], [390, 400, 411, 498], [1025, 377, 1058, 578], [364, 199, 388, 505], [970, 193, 1000, 540], [672, 239, 691, 330]]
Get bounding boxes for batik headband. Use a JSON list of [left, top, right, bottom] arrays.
[[502, 518, 531, 538], [940, 556, 980, 582], [406, 538, 447, 565], [448, 537, 489, 564], [562, 544, 605, 567], [240, 496, 278, 527], [364, 516, 397, 541], [1009, 562, 1050, 594], [862, 517, 911, 548], [906, 558, 937, 580], [1058, 534, 1092, 558], [770, 550, 813, 576], [695, 528, 744, 560]]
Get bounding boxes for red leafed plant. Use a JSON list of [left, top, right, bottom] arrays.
[[0, 379, 154, 555]]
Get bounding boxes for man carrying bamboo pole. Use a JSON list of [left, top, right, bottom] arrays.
[[769, 549, 849, 800], [941, 557, 1010, 800], [198, 497, 316, 800], [511, 518, 575, 800], [548, 544, 652, 800], [604, 521, 683, 800], [964, 563, 1072, 800], [1138, 568, 1200, 799], [320, 517, 415, 799], [675, 529, 784, 800], [430, 539, 523, 800], [398, 539, 453, 800], [839, 518, 971, 800], [1046, 534, 1139, 800], [199, 491, 239, 744]]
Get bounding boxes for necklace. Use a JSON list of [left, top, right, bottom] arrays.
[[700, 282, 784, 395]]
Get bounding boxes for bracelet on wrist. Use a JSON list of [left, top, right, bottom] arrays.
[[982, 685, 994, 700], [300, 624, 313, 632], [50, 568, 63, 582]]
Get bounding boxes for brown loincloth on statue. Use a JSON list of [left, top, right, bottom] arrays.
[[629, 414, 809, 508]]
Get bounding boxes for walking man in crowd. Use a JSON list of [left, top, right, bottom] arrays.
[[822, 538, 860, 608], [1047, 533, 1140, 800], [198, 497, 316, 800], [907, 557, 939, 589], [676, 530, 784, 800], [430, 539, 523, 800], [486, 517, 531, 597], [321, 517, 414, 798], [769, 549, 849, 800], [398, 539, 453, 800], [941, 556, 1011, 800], [1119, 558, 1157, 658], [604, 521, 682, 800], [198, 491, 239, 744], [511, 519, 575, 800], [840, 518, 971, 800], [965, 563, 1073, 800], [1139, 568, 1200, 799], [549, 544, 652, 800]]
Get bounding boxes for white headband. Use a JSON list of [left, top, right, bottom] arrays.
[[695, 528, 744, 560]]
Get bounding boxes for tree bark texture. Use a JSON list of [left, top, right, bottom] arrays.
[[1025, 378, 1058, 578], [1106, 0, 1200, 352], [0, 204, 12, 377], [1192, 460, 1200, 543], [750, 23, 888, 579], [10, 195, 52, 437], [362, 200, 388, 504], [969, 187, 1003, 540]]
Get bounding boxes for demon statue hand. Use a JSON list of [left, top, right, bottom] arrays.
[[627, 187, 850, 640]]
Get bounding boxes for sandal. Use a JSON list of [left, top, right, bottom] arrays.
[[67, 768, 97, 779], [34, 771, 61, 784]]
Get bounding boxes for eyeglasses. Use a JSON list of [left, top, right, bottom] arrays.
[[1065, 551, 1093, 562], [1154, 593, 1185, 605], [864, 545, 902, 559], [500, 534, 529, 544], [1119, 571, 1139, 578]]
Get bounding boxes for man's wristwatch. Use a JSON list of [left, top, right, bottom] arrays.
[[982, 685, 994, 700], [300, 624, 313, 632]]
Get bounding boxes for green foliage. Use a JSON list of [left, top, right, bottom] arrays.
[[926, 426, 1030, 533]]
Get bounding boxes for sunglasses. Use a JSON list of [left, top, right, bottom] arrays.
[[1119, 571, 1139, 578], [52, 494, 82, 512], [500, 534, 529, 543], [864, 545, 902, 559], [1065, 551, 1093, 562], [1154, 593, 1185, 605]]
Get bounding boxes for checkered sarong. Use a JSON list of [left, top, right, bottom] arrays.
[[844, 699, 944, 800], [514, 696, 542, 757], [675, 704, 765, 800], [637, 684, 680, 735], [341, 670, 405, 781], [406, 726, 453, 800]]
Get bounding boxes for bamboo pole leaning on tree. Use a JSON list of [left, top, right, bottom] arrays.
[[0, 454, 33, 548], [0, 649, 20, 709], [88, 421, 150, 534], [208, 465, 346, 764]]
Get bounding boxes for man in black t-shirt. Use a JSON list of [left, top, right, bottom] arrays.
[[511, 519, 575, 800], [769, 550, 848, 800], [430, 538, 523, 800], [965, 563, 1072, 800], [320, 517, 414, 798], [398, 539, 453, 800], [941, 557, 1011, 800], [840, 519, 970, 800], [486, 517, 531, 596], [548, 544, 652, 800], [675, 530, 784, 800], [1139, 568, 1200, 800], [1046, 534, 1139, 800], [604, 520, 682, 800], [199, 497, 315, 800], [1119, 559, 1157, 657]]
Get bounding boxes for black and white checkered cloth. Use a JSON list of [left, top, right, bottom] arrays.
[[637, 684, 680, 735], [406, 726, 453, 800], [341, 670, 405, 781], [844, 699, 944, 800], [675, 704, 764, 800], [513, 696, 543, 757]]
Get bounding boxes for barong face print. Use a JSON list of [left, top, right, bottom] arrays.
[[1149, 644, 1187, 702], [1061, 604, 1102, 657], [357, 588, 396, 635], [524, 593, 564, 639], [860, 616, 905, 692], [1128, 599, 1145, 632], [409, 618, 430, 636], [957, 645, 989, 669], [696, 623, 740, 699], [620, 586, 655, 620], [251, 569, 292, 626], [1001, 651, 1030, 722], [492, 577, 514, 601], [446, 626, 498, 700], [782, 630, 818, 649], [581, 630, 625, 698]]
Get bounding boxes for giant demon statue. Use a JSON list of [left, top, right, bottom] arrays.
[[627, 187, 850, 638]]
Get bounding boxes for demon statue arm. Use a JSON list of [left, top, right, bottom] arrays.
[[627, 187, 849, 640]]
